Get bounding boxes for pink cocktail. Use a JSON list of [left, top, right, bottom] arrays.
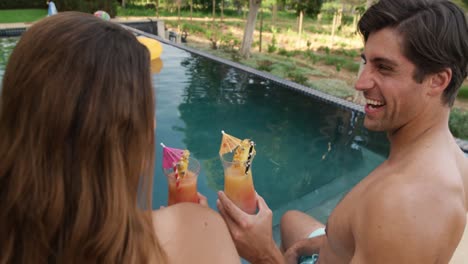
[[163, 157, 200, 206]]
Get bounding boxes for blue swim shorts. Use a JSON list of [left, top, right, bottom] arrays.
[[297, 227, 326, 264]]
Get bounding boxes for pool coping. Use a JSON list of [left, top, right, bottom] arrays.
[[2, 23, 468, 153]]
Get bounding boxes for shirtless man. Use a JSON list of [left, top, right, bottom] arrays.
[[217, 0, 468, 263]]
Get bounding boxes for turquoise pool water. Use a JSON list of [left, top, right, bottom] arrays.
[[0, 37, 389, 226], [153, 43, 389, 223], [0, 37, 18, 82]]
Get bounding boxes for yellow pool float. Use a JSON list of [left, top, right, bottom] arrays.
[[137, 36, 163, 60]]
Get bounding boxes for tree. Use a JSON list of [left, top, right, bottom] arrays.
[[291, 0, 323, 18], [240, 0, 262, 58], [190, 0, 193, 21], [233, 0, 245, 15]]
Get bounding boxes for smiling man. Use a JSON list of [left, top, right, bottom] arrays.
[[216, 0, 468, 263]]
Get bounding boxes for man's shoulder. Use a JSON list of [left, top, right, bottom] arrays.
[[354, 166, 466, 239], [362, 165, 464, 215], [351, 166, 466, 263]]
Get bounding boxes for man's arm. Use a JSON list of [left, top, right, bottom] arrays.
[[350, 183, 466, 264]]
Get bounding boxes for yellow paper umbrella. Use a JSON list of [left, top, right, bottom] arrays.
[[219, 130, 241, 156]]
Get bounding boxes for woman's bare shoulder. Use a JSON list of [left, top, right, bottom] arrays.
[[152, 203, 241, 264]]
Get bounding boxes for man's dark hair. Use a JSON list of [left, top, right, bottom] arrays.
[[358, 0, 468, 107]]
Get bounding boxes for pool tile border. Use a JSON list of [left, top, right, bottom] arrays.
[[2, 24, 467, 153], [0, 27, 27, 38]]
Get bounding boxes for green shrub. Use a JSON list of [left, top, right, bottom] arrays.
[[288, 71, 308, 85], [181, 23, 207, 34], [457, 85, 468, 99], [335, 63, 342, 72], [343, 61, 360, 73], [267, 44, 277, 54], [323, 55, 346, 66], [257, 60, 274, 72], [311, 79, 355, 98], [336, 48, 360, 58], [117, 4, 156, 16], [304, 51, 320, 64], [219, 32, 240, 52], [267, 32, 278, 54], [278, 48, 295, 57], [449, 108, 468, 140], [317, 46, 331, 55]]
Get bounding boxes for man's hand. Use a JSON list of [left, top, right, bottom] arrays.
[[284, 238, 323, 264], [284, 244, 300, 264], [217, 191, 284, 264]]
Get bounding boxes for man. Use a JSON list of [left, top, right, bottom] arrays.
[[217, 0, 468, 263], [47, 0, 57, 16]]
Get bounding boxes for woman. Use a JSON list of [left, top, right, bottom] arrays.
[[0, 12, 239, 263]]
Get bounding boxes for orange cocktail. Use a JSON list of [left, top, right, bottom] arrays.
[[223, 163, 257, 214], [219, 131, 257, 214], [163, 157, 200, 206]]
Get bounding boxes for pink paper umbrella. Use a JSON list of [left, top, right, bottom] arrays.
[[161, 143, 185, 169]]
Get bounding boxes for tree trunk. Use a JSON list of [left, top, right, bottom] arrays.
[[240, 0, 262, 58], [155, 0, 159, 18], [212, 0, 216, 28], [366, 0, 373, 9], [221, 0, 224, 22], [259, 8, 263, 52], [330, 11, 337, 47], [177, 0, 181, 25], [272, 3, 277, 26], [190, 0, 193, 21], [122, 0, 126, 8], [298, 10, 303, 38]]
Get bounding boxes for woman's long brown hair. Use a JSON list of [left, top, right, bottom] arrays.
[[0, 12, 165, 263]]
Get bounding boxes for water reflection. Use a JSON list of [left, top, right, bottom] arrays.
[[0, 37, 19, 86]]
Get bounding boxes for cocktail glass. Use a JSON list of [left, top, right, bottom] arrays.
[[163, 157, 200, 206], [220, 152, 257, 214]]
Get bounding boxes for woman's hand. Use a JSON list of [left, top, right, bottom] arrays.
[[197, 192, 208, 207]]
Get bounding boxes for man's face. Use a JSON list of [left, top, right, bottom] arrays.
[[355, 28, 430, 133]]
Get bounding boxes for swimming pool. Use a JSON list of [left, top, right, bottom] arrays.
[[0, 37, 18, 82], [0, 35, 389, 234], [152, 42, 389, 225]]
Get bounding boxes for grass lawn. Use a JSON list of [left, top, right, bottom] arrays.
[[0, 9, 46, 23]]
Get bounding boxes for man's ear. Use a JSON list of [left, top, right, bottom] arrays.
[[427, 68, 452, 97]]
